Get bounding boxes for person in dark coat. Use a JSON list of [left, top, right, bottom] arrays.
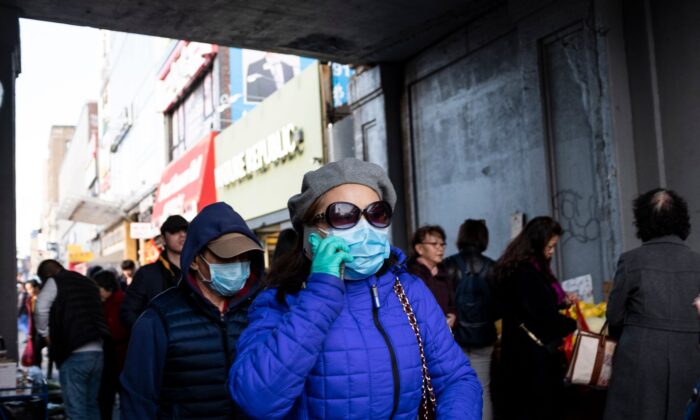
[[406, 225, 456, 327], [120, 215, 188, 329], [494, 216, 576, 420], [444, 219, 498, 420], [119, 259, 136, 290], [604, 188, 700, 420], [35, 259, 110, 420], [120, 202, 264, 419], [94, 270, 129, 420]]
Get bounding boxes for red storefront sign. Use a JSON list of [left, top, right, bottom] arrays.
[[151, 132, 217, 229]]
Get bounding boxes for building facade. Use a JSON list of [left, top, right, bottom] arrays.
[[215, 62, 325, 263], [348, 0, 700, 300]]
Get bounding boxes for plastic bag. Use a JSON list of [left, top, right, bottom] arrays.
[[20, 339, 34, 367]]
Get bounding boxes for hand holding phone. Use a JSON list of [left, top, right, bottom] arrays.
[[308, 233, 353, 278]]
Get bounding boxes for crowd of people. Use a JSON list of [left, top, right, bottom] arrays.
[[16, 158, 700, 420]]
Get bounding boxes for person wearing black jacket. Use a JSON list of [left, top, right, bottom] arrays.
[[406, 225, 456, 326], [494, 216, 576, 420], [35, 259, 110, 420], [444, 219, 497, 420], [120, 215, 188, 329], [120, 202, 263, 419]]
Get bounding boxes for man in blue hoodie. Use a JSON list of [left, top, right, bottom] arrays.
[[120, 202, 264, 419]]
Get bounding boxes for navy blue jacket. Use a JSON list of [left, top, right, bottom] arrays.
[[120, 254, 181, 329], [120, 202, 263, 419]]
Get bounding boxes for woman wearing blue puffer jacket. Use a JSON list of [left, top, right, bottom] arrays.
[[229, 158, 482, 419]]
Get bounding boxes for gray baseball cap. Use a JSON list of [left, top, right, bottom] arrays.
[[287, 158, 397, 233]]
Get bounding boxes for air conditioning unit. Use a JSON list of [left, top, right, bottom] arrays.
[[110, 104, 134, 153]]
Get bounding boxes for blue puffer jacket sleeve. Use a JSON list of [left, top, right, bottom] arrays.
[[229, 273, 345, 419], [407, 273, 483, 419]]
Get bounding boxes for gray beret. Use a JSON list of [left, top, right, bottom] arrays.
[[288, 158, 397, 232]]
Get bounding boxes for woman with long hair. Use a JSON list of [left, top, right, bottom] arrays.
[[494, 216, 576, 420], [229, 158, 482, 419]]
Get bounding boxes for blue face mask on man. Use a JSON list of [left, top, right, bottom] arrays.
[[321, 219, 391, 280], [201, 257, 251, 296]]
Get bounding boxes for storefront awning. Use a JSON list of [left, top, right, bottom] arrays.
[[151, 131, 217, 229], [56, 195, 125, 225]]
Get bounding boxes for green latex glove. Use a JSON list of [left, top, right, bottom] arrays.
[[309, 233, 354, 278]]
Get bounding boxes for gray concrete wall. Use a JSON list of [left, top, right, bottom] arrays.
[[349, 66, 408, 248], [621, 0, 700, 252], [650, 0, 700, 252], [328, 114, 355, 161], [402, 0, 621, 297], [597, 0, 640, 253]]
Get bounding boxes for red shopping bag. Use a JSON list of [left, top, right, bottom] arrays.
[[562, 303, 590, 362], [21, 339, 34, 367]]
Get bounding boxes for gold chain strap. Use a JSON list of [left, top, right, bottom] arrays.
[[393, 277, 437, 419]]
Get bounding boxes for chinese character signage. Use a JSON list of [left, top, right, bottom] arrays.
[[330, 63, 354, 107]]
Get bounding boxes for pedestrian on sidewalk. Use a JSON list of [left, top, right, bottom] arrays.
[[493, 216, 576, 420], [94, 269, 129, 420], [444, 219, 498, 420], [406, 225, 456, 327], [22, 278, 44, 368], [35, 259, 110, 420], [230, 158, 482, 419], [120, 202, 263, 419], [120, 215, 188, 329], [604, 189, 700, 420], [119, 259, 136, 290]]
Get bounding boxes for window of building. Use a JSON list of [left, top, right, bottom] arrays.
[[167, 67, 216, 160]]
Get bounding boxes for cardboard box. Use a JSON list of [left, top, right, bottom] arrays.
[[0, 361, 16, 389]]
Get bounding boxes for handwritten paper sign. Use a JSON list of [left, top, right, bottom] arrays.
[[562, 274, 595, 303]]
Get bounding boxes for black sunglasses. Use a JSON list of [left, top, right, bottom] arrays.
[[311, 201, 393, 230]]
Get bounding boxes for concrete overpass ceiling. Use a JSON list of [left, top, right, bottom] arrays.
[[3, 0, 496, 63]]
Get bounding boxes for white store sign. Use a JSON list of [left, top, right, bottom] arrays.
[[130, 222, 161, 240], [215, 123, 303, 189]]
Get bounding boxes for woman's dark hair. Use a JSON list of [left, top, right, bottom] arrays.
[[456, 219, 489, 253], [87, 265, 104, 280], [493, 216, 563, 282], [633, 188, 691, 242], [410, 225, 446, 258], [121, 259, 136, 271], [93, 270, 120, 293], [266, 198, 398, 303], [25, 280, 41, 293], [272, 228, 299, 265]]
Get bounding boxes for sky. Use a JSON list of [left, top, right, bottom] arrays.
[[15, 19, 101, 256]]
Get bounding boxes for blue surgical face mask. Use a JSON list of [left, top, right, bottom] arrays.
[[323, 219, 391, 280], [201, 258, 251, 296]]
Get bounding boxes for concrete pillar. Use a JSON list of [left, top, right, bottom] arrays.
[[348, 65, 408, 249], [0, 8, 20, 360]]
